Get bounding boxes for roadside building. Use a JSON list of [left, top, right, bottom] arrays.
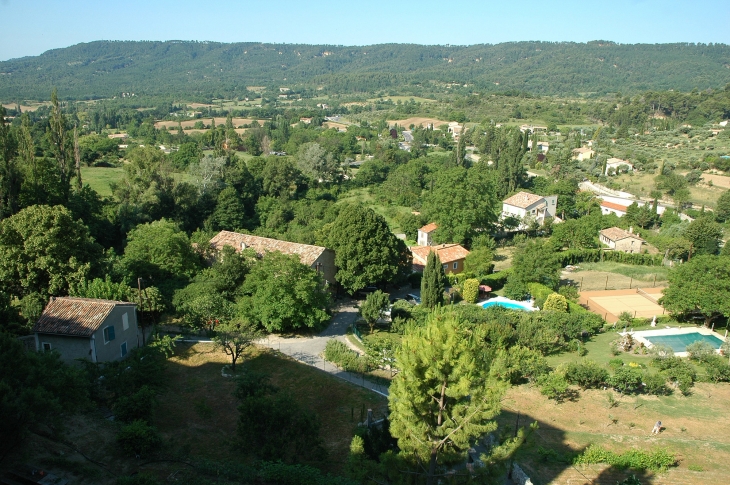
[[33, 297, 139, 364]]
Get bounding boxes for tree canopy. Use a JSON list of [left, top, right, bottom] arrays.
[[661, 255, 730, 327], [321, 204, 411, 293]]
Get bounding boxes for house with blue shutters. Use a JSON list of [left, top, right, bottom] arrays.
[[32, 297, 139, 364]]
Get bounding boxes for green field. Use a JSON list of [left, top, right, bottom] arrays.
[[80, 166, 124, 197]]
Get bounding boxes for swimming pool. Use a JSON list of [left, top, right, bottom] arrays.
[[480, 297, 535, 311], [645, 333, 724, 353]]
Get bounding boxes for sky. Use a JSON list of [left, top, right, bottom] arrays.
[[1, 0, 729, 61]]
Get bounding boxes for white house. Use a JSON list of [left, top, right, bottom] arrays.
[[417, 223, 438, 247], [599, 227, 645, 253], [572, 147, 594, 161], [501, 192, 558, 229], [605, 157, 634, 175], [600, 200, 629, 217], [720, 120, 729, 127]]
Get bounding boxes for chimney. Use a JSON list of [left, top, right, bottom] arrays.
[[629, 226, 633, 234]]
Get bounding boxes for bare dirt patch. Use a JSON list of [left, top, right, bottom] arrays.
[[154, 118, 266, 130], [701, 172, 730, 189], [386, 116, 450, 129]]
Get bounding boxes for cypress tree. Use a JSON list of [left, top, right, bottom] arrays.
[[421, 250, 445, 309]]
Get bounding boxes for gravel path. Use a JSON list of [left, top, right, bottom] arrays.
[[256, 299, 391, 396]]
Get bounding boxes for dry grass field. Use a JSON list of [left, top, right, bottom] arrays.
[[386, 116, 450, 128], [154, 117, 267, 130]]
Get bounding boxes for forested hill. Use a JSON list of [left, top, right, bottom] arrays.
[[1, 40, 729, 100]]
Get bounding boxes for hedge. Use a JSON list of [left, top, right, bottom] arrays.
[[527, 282, 590, 315], [481, 269, 511, 291], [555, 249, 663, 267]]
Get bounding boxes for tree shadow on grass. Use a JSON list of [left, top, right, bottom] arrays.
[[496, 409, 665, 485]]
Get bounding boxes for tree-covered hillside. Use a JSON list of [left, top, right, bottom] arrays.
[[1, 40, 729, 100]]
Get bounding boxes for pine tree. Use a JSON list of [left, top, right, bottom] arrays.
[[421, 250, 445, 309], [389, 307, 505, 485]]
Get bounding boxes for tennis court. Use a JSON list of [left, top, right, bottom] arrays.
[[579, 287, 666, 323]]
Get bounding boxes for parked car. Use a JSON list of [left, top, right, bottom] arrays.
[[406, 293, 421, 305]]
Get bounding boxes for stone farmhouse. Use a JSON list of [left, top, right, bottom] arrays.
[[209, 230, 336, 285], [599, 227, 645, 253], [33, 297, 139, 364]]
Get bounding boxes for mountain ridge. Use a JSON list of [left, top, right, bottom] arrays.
[[1, 40, 729, 100]]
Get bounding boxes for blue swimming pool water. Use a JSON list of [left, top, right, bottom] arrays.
[[481, 300, 531, 311], [645, 333, 724, 353]]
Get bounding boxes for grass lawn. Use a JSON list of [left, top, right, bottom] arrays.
[[337, 187, 413, 233], [157, 343, 387, 473], [81, 166, 124, 197]]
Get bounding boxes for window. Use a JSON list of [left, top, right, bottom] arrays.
[[42, 342, 52, 352], [453, 262, 458, 269], [103, 325, 115, 343], [443, 264, 448, 270], [120, 341, 128, 357], [122, 312, 129, 331]]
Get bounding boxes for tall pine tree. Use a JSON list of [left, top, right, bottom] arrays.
[[421, 250, 445, 309], [389, 307, 505, 484]]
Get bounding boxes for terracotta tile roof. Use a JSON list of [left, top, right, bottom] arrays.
[[210, 230, 328, 266], [33, 297, 135, 337], [600, 200, 629, 212], [502, 191, 544, 209], [410, 244, 470, 265], [419, 223, 438, 233], [600, 227, 644, 242]]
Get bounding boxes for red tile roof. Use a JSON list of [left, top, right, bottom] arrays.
[[410, 244, 470, 265], [419, 223, 438, 233], [210, 230, 328, 266], [33, 297, 135, 337], [600, 201, 629, 212], [502, 191, 544, 209]]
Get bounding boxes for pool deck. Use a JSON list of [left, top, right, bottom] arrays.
[[621, 326, 727, 357]]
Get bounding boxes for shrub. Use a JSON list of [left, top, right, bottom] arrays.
[[407, 272, 422, 289], [537, 371, 571, 402], [494, 345, 550, 384], [609, 367, 644, 394], [565, 360, 609, 389], [643, 373, 670, 395], [574, 444, 677, 472], [114, 385, 157, 423], [462, 278, 479, 304], [686, 341, 716, 362], [503, 278, 529, 301], [117, 474, 161, 485], [543, 293, 568, 312], [702, 355, 730, 382], [324, 339, 368, 373], [608, 358, 624, 370], [481, 269, 511, 291], [658, 358, 696, 395], [116, 420, 162, 457]]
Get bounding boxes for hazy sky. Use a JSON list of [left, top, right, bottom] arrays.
[[1, 0, 728, 61]]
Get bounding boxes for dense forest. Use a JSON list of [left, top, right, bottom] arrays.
[[1, 40, 729, 99]]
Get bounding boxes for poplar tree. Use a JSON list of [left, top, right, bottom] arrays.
[[389, 307, 505, 485], [48, 88, 71, 201], [421, 250, 445, 309]]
